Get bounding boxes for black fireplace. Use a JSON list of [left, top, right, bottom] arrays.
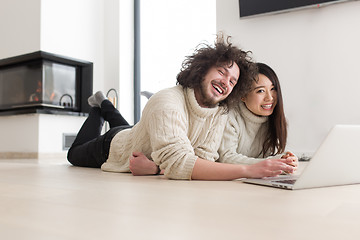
[[0, 51, 93, 116]]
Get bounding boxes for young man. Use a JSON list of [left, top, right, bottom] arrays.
[[67, 36, 294, 180]]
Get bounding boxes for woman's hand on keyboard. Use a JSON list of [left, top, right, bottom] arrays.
[[281, 151, 298, 172], [245, 159, 296, 178]]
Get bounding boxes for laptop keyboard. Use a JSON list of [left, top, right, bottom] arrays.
[[273, 179, 297, 185]]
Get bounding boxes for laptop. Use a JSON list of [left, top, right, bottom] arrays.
[[242, 125, 360, 190]]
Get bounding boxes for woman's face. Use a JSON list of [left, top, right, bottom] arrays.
[[242, 73, 277, 116]]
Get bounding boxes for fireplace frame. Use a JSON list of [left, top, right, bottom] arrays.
[[0, 51, 93, 116]]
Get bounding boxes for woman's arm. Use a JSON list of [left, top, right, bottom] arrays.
[[191, 157, 295, 180]]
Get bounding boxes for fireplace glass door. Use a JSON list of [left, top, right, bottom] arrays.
[[0, 60, 78, 111]]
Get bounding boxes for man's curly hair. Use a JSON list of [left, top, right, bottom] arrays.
[[176, 34, 257, 112]]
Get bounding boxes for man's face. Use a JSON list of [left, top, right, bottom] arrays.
[[194, 63, 240, 108]]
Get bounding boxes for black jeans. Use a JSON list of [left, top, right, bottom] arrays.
[[67, 100, 131, 168]]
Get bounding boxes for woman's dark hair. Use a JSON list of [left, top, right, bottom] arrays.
[[176, 34, 257, 112], [256, 62, 287, 156]]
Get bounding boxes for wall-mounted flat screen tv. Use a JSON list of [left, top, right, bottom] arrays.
[[239, 0, 352, 18]]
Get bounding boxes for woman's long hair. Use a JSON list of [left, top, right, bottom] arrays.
[[257, 63, 287, 156]]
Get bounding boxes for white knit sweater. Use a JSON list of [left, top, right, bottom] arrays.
[[101, 85, 227, 180], [218, 102, 282, 164]]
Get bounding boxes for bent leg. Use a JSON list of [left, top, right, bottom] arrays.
[[67, 107, 105, 167], [67, 126, 126, 168], [101, 100, 130, 128], [67, 136, 105, 168], [71, 107, 104, 147], [67, 102, 131, 168]]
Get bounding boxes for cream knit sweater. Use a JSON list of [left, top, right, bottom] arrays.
[[101, 85, 227, 180], [218, 102, 282, 164]]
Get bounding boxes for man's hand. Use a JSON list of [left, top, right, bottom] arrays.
[[129, 151, 159, 176]]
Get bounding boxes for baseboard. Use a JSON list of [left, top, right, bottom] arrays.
[[38, 152, 68, 159], [0, 152, 67, 159]]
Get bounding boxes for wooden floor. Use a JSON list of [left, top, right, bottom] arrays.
[[1, 158, 360, 240]]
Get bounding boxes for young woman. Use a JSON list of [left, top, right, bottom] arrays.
[[217, 62, 297, 168], [129, 62, 298, 176]]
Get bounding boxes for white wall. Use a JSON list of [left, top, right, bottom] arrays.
[[140, 0, 216, 111], [0, 115, 39, 153], [38, 114, 87, 155], [0, 0, 41, 59], [0, 0, 134, 157], [119, 0, 135, 123], [41, 0, 105, 91], [41, 0, 134, 122], [0, 114, 87, 158], [0, 0, 42, 157], [217, 0, 360, 156]]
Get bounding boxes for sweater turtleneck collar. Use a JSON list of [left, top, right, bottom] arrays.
[[239, 101, 268, 125], [184, 87, 220, 118]]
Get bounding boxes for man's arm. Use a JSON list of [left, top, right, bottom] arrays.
[[129, 152, 161, 175], [129, 152, 295, 180]]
